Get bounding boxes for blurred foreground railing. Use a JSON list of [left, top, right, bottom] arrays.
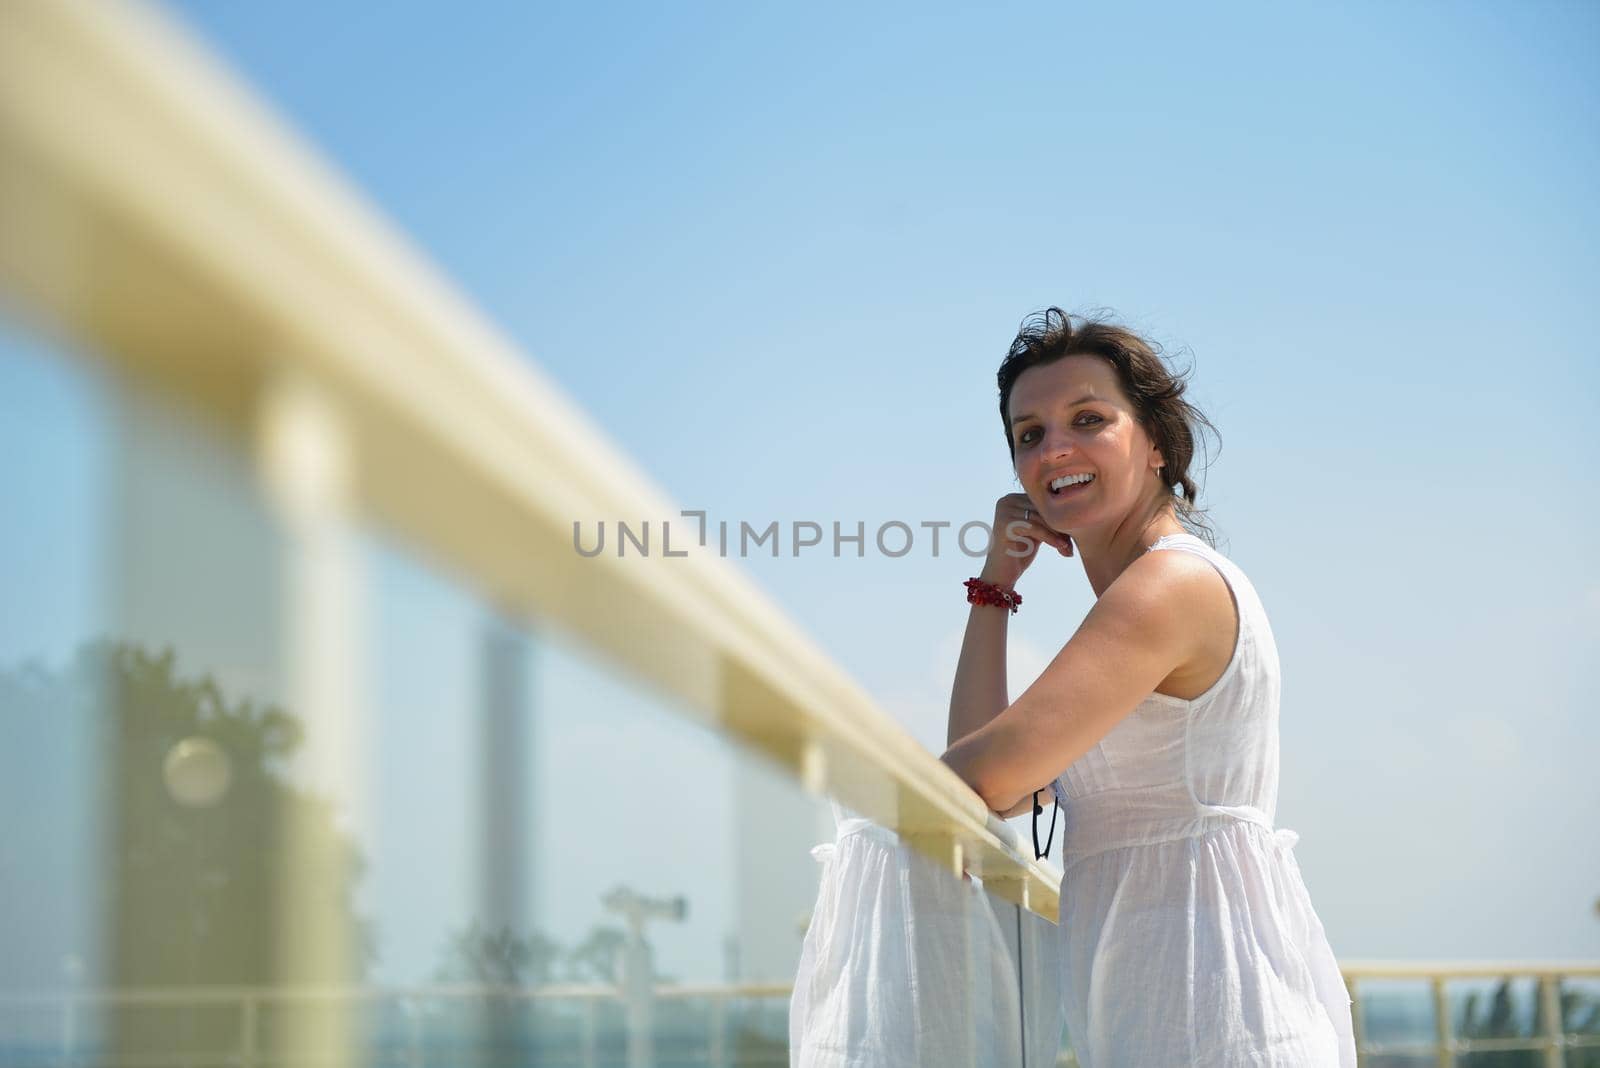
[[0, 981, 789, 1068], [5, 962, 1598, 1068], [6, 5, 1597, 1068], [0, 0, 1058, 920]]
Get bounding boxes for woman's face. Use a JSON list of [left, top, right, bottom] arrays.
[[1007, 354, 1163, 532]]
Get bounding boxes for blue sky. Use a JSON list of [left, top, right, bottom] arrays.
[[3, 0, 1597, 987]]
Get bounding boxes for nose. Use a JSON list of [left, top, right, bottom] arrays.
[[1040, 422, 1075, 461]]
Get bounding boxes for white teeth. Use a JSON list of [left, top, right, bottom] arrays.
[[1051, 473, 1094, 491]]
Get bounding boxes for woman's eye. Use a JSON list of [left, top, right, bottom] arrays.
[[1019, 417, 1098, 445]]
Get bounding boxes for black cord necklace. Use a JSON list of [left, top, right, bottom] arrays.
[[1032, 788, 1060, 860]]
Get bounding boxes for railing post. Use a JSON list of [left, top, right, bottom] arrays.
[[1014, 902, 1029, 1068], [1345, 974, 1365, 1061], [902, 831, 965, 879], [580, 997, 598, 1068], [708, 994, 727, 1068], [1539, 973, 1564, 1068], [239, 993, 258, 1068], [1433, 975, 1454, 1068], [622, 971, 652, 1068], [59, 993, 75, 1068], [256, 369, 364, 1068], [401, 996, 424, 1068], [984, 875, 1032, 914]]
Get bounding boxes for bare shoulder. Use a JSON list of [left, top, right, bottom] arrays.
[[1108, 546, 1238, 698], [1103, 544, 1229, 615]]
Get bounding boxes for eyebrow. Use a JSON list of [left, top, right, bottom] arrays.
[[1009, 393, 1104, 427]]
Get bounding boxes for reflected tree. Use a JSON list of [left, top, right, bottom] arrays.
[[1455, 977, 1600, 1068], [432, 918, 564, 986], [1, 640, 376, 1002], [431, 918, 680, 987], [89, 639, 378, 986], [1456, 980, 1535, 1068], [2, 639, 378, 1056], [566, 924, 629, 985], [1565, 985, 1600, 1068]]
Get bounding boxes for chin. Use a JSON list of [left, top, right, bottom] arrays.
[[1052, 505, 1105, 533]]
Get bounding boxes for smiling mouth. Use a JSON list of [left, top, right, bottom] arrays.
[[1048, 474, 1095, 496]]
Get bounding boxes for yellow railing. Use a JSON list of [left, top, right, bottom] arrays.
[[1340, 961, 1600, 1067], [5, 963, 1598, 1067], [0, 982, 794, 1068], [0, 0, 1057, 919], [8, 7, 1598, 1068]]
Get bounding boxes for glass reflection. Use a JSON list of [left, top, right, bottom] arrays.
[[0, 313, 859, 1065]]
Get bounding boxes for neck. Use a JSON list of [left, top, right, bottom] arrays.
[[1070, 489, 1186, 598]]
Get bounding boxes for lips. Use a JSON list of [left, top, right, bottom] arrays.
[[1047, 473, 1095, 496]]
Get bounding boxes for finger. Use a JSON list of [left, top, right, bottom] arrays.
[[1021, 519, 1055, 544], [1033, 531, 1069, 558], [1010, 513, 1069, 557], [1025, 522, 1069, 554], [1031, 521, 1071, 554]]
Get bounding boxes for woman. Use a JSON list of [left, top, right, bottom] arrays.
[[940, 308, 1357, 1066]]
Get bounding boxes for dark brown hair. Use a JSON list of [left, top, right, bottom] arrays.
[[997, 307, 1221, 546]]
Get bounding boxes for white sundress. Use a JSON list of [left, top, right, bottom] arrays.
[[1050, 532, 1357, 1066], [789, 531, 1356, 1067], [790, 801, 1065, 1067]]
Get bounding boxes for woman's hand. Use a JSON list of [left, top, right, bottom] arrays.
[[980, 492, 1073, 588]]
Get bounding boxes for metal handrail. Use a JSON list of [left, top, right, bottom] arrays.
[[6, 964, 1599, 1067]]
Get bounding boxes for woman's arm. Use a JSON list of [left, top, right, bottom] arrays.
[[994, 791, 1046, 820], [942, 549, 1204, 815], [946, 562, 1014, 748], [949, 592, 1065, 819], [947, 493, 1072, 747]]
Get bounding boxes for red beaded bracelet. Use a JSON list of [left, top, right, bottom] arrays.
[[965, 577, 1022, 614]]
